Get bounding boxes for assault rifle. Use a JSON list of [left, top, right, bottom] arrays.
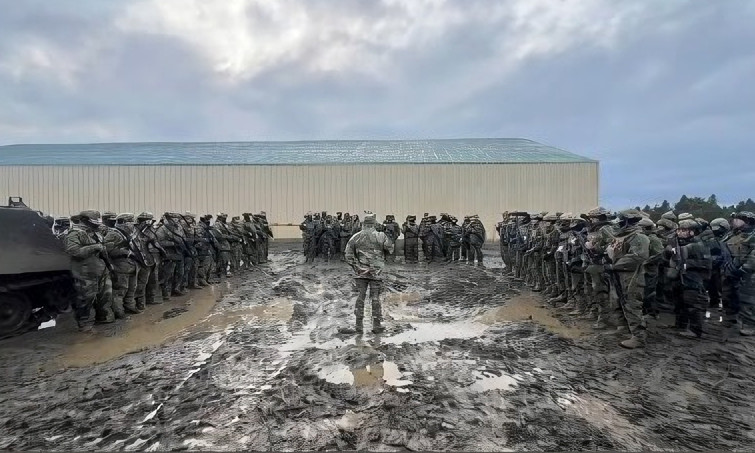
[[91, 231, 122, 290]]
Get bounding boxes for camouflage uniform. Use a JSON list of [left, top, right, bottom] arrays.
[[194, 216, 216, 285], [446, 217, 463, 262], [104, 213, 140, 317], [212, 214, 233, 280], [639, 218, 664, 317], [705, 218, 731, 310], [722, 212, 755, 335], [583, 208, 616, 327], [64, 211, 114, 329], [156, 213, 187, 298], [665, 218, 711, 337], [344, 213, 394, 333], [402, 216, 420, 263], [300, 215, 318, 263], [242, 213, 259, 267], [606, 210, 650, 348], [228, 216, 244, 273], [382, 215, 401, 262], [135, 212, 164, 306], [465, 215, 486, 265]]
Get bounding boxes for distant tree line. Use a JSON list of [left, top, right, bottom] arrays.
[[633, 195, 755, 222]]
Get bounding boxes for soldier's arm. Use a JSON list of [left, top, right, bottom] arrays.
[[104, 231, 129, 258], [65, 232, 102, 259], [612, 235, 650, 271], [741, 237, 755, 274], [344, 236, 357, 266]]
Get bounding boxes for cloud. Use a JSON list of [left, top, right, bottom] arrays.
[[0, 0, 753, 208]]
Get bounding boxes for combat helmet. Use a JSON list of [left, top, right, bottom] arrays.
[[137, 211, 154, 221], [732, 211, 755, 222], [78, 210, 102, 227], [543, 212, 559, 222], [661, 211, 677, 221], [677, 212, 695, 221], [678, 218, 700, 230], [710, 218, 730, 233], [115, 213, 135, 223], [586, 206, 611, 218], [638, 217, 655, 230]]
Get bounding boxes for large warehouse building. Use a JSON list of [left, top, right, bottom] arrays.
[[0, 138, 598, 239]]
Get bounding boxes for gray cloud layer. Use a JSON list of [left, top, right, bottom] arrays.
[[1, 0, 753, 208]]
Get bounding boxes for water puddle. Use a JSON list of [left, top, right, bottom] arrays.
[[199, 297, 294, 329], [477, 294, 585, 339], [467, 370, 519, 393], [382, 321, 488, 345], [59, 286, 224, 368], [318, 360, 413, 388]]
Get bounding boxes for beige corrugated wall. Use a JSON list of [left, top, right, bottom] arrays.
[[0, 163, 598, 239]]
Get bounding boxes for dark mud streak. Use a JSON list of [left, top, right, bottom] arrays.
[[1, 245, 755, 451]]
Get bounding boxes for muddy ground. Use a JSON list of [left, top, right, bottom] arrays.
[[1, 242, 755, 451]]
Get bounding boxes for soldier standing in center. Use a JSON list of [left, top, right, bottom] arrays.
[[344, 212, 394, 334], [402, 215, 420, 263]]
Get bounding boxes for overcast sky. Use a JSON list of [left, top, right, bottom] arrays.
[[1, 0, 753, 209]]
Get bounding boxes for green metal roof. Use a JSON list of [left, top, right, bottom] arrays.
[[0, 138, 595, 165]]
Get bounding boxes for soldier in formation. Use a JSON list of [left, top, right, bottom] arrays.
[[497, 208, 755, 349], [60, 208, 272, 332]]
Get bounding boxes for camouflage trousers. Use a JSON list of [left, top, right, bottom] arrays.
[[215, 251, 231, 280], [677, 282, 709, 335], [136, 263, 159, 307], [726, 275, 755, 328], [184, 255, 197, 289], [467, 243, 483, 264], [585, 264, 610, 319], [196, 255, 213, 284], [231, 244, 243, 272], [613, 270, 646, 339], [112, 270, 138, 317], [72, 272, 113, 328], [404, 239, 419, 263], [354, 278, 382, 322], [160, 258, 182, 297]]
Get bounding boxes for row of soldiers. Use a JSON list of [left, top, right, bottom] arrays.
[[300, 212, 487, 264], [57, 209, 272, 331], [496, 208, 755, 349]]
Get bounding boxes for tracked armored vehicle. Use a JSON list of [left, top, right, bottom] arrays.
[[0, 197, 75, 337]]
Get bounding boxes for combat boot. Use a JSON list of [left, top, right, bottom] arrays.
[[547, 292, 567, 305], [740, 324, 755, 336], [372, 318, 385, 334], [619, 335, 645, 349], [678, 328, 701, 339], [569, 298, 586, 316], [591, 314, 610, 330]]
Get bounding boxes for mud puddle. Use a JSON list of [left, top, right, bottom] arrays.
[[60, 285, 225, 367], [318, 360, 413, 388], [477, 293, 586, 339]]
